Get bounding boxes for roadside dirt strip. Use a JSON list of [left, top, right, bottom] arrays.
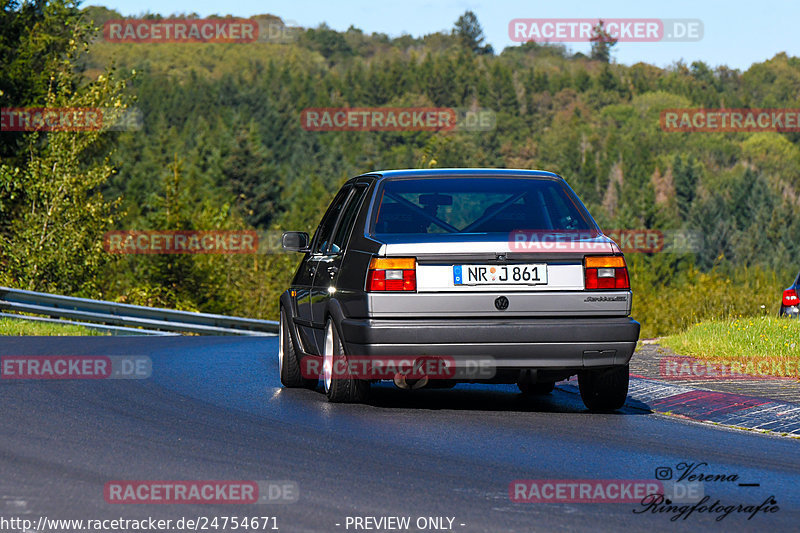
[[557, 343, 800, 437]]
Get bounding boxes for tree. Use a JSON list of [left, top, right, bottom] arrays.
[[302, 23, 353, 61], [483, 62, 518, 113], [223, 122, 281, 228], [0, 0, 83, 164], [452, 11, 493, 55], [0, 0, 133, 295], [590, 20, 617, 63], [673, 154, 700, 221]]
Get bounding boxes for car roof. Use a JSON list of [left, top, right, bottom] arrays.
[[355, 168, 563, 181]]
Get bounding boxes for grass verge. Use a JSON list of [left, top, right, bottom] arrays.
[[661, 316, 800, 377], [0, 318, 106, 336]]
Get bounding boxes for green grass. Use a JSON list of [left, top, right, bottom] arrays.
[[631, 263, 788, 338], [0, 318, 106, 336], [661, 316, 800, 377]]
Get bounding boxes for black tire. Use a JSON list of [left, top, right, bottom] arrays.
[[323, 319, 369, 403], [578, 365, 629, 411], [279, 308, 317, 389]]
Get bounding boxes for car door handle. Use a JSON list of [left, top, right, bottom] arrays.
[[327, 266, 339, 275], [309, 266, 317, 276]]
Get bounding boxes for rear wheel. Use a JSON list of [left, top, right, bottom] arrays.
[[578, 365, 629, 411], [323, 319, 369, 403], [279, 308, 317, 389]]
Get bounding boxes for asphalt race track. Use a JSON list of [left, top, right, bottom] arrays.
[[1, 336, 799, 532]]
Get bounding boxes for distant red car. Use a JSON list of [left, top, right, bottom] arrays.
[[780, 271, 799, 318]]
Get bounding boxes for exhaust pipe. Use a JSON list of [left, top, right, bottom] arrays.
[[393, 373, 429, 390]]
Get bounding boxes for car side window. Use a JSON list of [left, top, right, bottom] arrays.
[[312, 186, 352, 254], [330, 185, 368, 254]]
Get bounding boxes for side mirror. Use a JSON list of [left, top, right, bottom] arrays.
[[282, 231, 310, 252]]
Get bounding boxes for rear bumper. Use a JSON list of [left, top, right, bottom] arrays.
[[340, 317, 640, 369]]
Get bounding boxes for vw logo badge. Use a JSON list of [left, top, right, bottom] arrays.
[[494, 296, 509, 310]]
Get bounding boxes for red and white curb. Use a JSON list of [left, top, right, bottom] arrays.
[[557, 376, 800, 436]]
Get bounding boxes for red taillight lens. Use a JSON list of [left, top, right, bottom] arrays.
[[367, 258, 416, 292], [584, 256, 630, 290], [783, 289, 799, 307], [368, 270, 386, 291]]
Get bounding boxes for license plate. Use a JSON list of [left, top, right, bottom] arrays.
[[453, 264, 548, 286]]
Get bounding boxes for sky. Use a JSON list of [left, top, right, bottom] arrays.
[[84, 0, 799, 71]]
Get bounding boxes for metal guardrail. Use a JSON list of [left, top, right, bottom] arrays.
[[0, 287, 278, 336], [0, 312, 179, 336]]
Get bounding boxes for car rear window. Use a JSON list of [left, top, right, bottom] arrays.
[[370, 177, 596, 235]]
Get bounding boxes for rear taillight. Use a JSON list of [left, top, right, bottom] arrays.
[[584, 256, 630, 290], [367, 257, 416, 292], [783, 289, 799, 307]]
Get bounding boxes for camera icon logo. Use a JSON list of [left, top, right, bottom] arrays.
[[655, 467, 673, 480]]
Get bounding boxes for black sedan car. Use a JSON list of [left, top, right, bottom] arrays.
[[279, 169, 640, 410], [780, 271, 800, 318]]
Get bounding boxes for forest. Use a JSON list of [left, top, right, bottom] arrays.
[[2, 1, 799, 337]]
